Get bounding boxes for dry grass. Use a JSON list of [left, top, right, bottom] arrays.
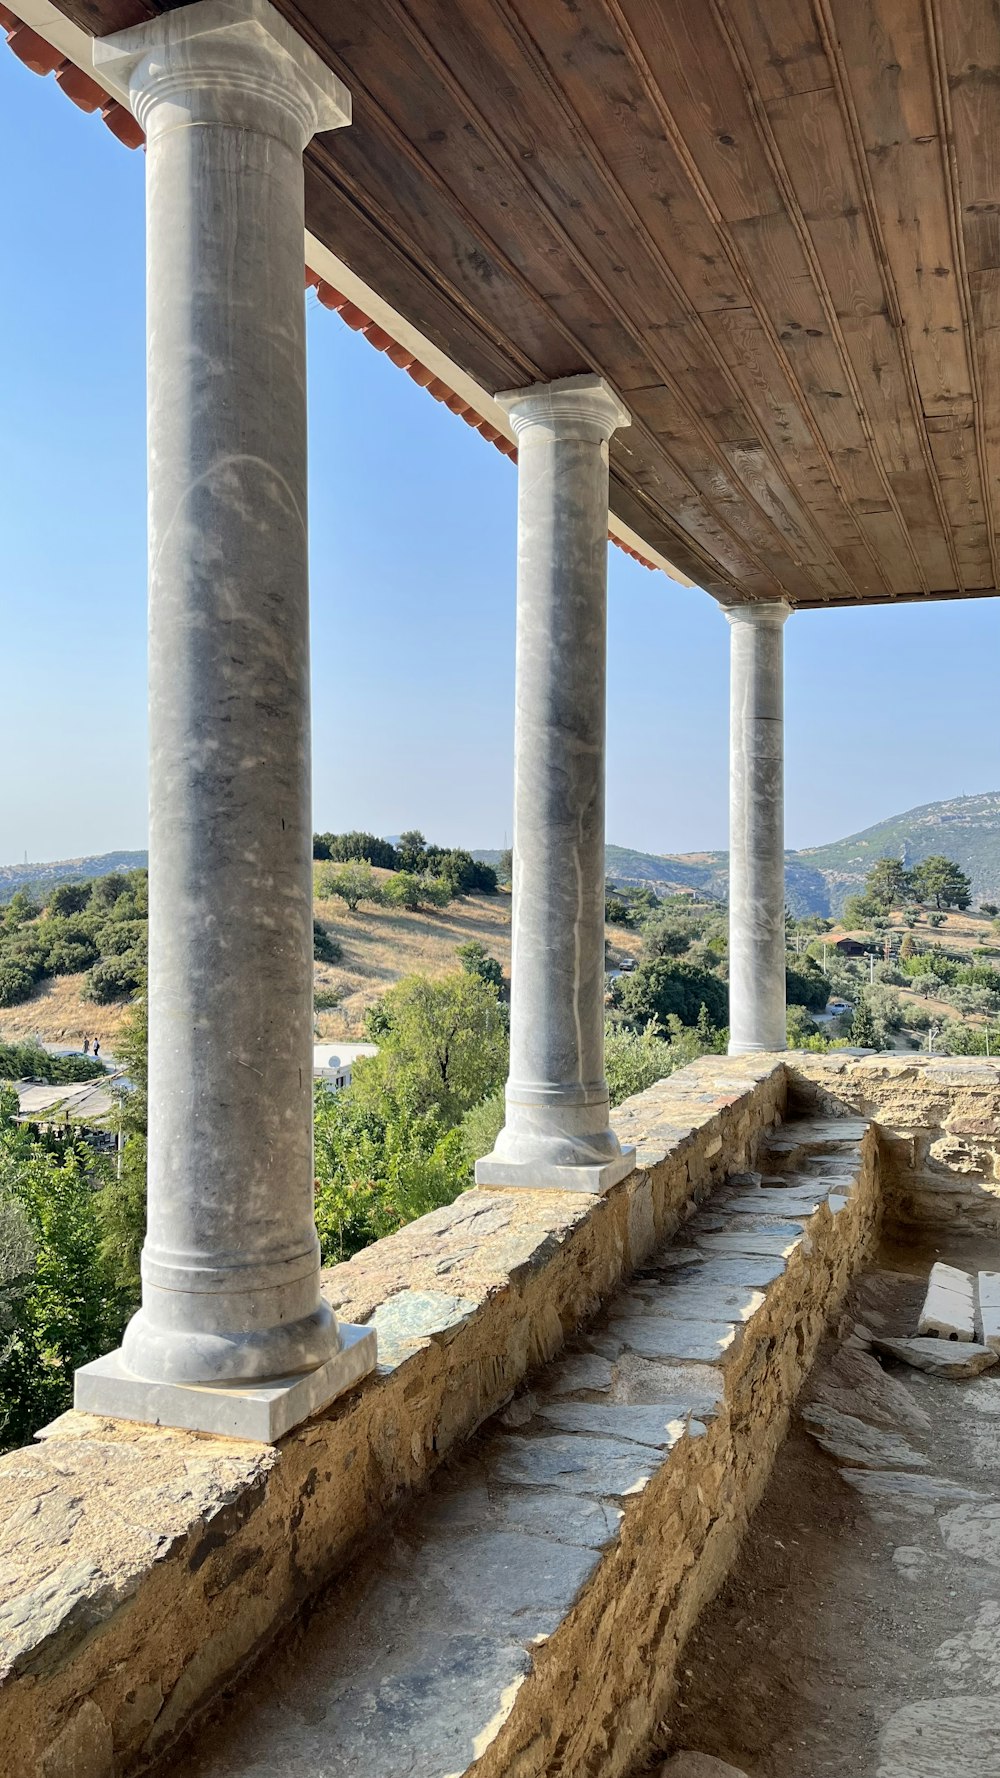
[[0, 878, 645, 1048], [0, 974, 131, 1047]]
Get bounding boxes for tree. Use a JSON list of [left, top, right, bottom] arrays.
[[910, 855, 972, 911], [456, 940, 504, 993], [355, 973, 508, 1127], [899, 933, 915, 960], [322, 861, 381, 913], [47, 883, 91, 918], [313, 1086, 465, 1262], [785, 959, 829, 1011], [850, 996, 881, 1049], [617, 957, 728, 1032], [397, 831, 426, 858], [863, 857, 910, 911], [99, 995, 148, 1303], [384, 872, 450, 912], [643, 916, 691, 959], [498, 848, 513, 885]]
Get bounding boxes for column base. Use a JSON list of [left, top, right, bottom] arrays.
[[728, 1040, 786, 1056], [70, 1322, 377, 1444], [475, 1145, 636, 1195]]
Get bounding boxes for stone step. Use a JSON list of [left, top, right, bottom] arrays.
[[166, 1103, 878, 1778], [918, 1262, 975, 1341]]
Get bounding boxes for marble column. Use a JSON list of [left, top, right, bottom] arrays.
[[477, 374, 635, 1194], [726, 601, 791, 1056], [74, 0, 375, 1440]]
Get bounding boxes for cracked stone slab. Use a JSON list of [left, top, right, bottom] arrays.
[[534, 1402, 702, 1447], [421, 1484, 622, 1550], [619, 1280, 765, 1324], [873, 1336, 998, 1378], [601, 1314, 740, 1365], [810, 1345, 931, 1436], [694, 1227, 804, 1260], [486, 1432, 665, 1498], [800, 1403, 928, 1470]]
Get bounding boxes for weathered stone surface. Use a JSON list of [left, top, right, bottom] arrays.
[[367, 1289, 479, 1368], [934, 1601, 1000, 1689], [892, 1545, 933, 1577], [842, 1470, 987, 1503], [534, 1402, 700, 1447], [918, 1262, 975, 1341], [601, 1314, 740, 1365], [940, 1501, 1000, 1566], [810, 1344, 931, 1435], [877, 1698, 1000, 1776], [1, 1059, 870, 1778], [800, 1403, 928, 1470], [693, 1227, 803, 1259], [874, 1336, 999, 1377], [658, 1756, 749, 1778], [487, 1432, 663, 1497]]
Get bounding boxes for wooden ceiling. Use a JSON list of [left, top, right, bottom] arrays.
[[55, 0, 1000, 608]]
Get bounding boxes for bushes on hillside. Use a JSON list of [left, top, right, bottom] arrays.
[[0, 870, 149, 1008]]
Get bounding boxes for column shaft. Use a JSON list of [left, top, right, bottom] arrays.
[[477, 375, 635, 1194], [75, 1, 376, 1436], [727, 602, 790, 1055]]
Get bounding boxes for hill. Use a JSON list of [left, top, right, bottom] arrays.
[[596, 792, 1000, 917], [0, 852, 147, 905]]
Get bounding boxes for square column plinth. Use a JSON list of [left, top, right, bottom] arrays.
[[73, 1324, 376, 1443]]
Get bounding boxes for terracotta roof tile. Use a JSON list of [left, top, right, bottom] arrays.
[[5, 9, 657, 573]]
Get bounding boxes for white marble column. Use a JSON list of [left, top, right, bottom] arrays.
[[477, 374, 635, 1194], [74, 0, 375, 1440], [726, 601, 791, 1056]]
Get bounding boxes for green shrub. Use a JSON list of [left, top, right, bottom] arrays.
[[313, 920, 343, 963], [83, 952, 145, 1004], [314, 986, 341, 1011], [0, 1045, 104, 1085], [0, 963, 36, 1007]]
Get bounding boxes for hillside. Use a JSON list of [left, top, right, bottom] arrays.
[[596, 792, 1000, 917], [0, 886, 643, 1048], [0, 852, 147, 905]]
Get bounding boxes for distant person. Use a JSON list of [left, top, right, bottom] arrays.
[[93, 1038, 101, 1061], [83, 1037, 90, 1055]]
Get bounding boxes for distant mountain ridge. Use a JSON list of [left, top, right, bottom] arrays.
[[8, 792, 1000, 916], [595, 792, 1000, 916], [0, 852, 148, 904]]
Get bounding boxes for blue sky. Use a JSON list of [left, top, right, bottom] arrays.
[[2, 50, 998, 866]]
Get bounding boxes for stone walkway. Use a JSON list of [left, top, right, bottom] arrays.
[[158, 1110, 874, 1778], [657, 1238, 1000, 1777]]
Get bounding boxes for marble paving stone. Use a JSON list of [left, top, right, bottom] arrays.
[[602, 1314, 739, 1365], [694, 1228, 802, 1260], [934, 1601, 1000, 1690], [874, 1336, 998, 1377], [541, 1354, 616, 1396], [658, 1757, 749, 1778], [487, 1432, 663, 1498], [420, 1484, 622, 1549], [680, 1256, 786, 1290], [534, 1402, 700, 1447]]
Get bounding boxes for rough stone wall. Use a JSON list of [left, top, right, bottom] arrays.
[[788, 1053, 1000, 1232], [470, 1121, 883, 1778], [0, 1057, 783, 1778]]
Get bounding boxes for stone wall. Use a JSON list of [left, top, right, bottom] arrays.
[[789, 1053, 1000, 1232], [0, 1057, 784, 1778]]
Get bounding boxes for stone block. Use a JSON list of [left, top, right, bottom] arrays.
[[72, 1324, 377, 1443], [874, 1335, 998, 1377], [977, 1272, 1000, 1351], [918, 1263, 975, 1341]]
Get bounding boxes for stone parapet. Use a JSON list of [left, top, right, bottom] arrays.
[[787, 1053, 1000, 1230], [0, 1055, 782, 1778]]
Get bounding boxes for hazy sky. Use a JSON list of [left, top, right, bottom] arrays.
[[3, 51, 998, 867]]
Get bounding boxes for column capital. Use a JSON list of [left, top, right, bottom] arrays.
[[724, 598, 791, 628], [94, 0, 351, 149], [496, 373, 631, 442]]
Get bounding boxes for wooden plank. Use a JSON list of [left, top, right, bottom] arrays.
[[720, 0, 832, 102], [828, 0, 972, 418]]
